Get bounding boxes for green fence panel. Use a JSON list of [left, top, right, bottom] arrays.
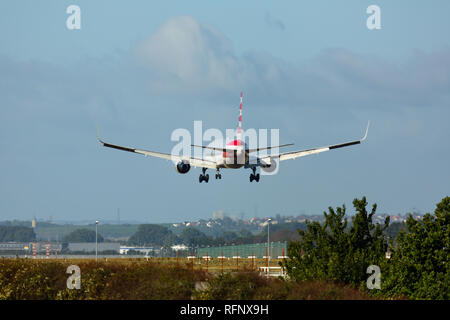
[[196, 242, 287, 259]]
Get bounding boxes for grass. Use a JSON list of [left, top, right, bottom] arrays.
[[0, 258, 378, 300]]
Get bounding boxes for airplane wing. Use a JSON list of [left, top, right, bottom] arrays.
[[259, 121, 370, 163], [191, 145, 227, 152], [98, 135, 217, 169], [246, 144, 294, 153]]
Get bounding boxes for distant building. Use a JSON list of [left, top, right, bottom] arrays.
[[213, 210, 225, 220], [0, 242, 61, 254], [171, 244, 188, 251], [260, 221, 271, 227], [68, 242, 120, 253], [0, 242, 32, 252], [119, 246, 154, 255]]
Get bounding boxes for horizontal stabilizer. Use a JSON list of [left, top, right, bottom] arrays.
[[247, 143, 294, 153]]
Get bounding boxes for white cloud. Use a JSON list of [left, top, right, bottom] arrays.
[[136, 16, 240, 93], [135, 16, 450, 110]]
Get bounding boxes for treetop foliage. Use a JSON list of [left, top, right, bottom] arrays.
[[285, 196, 449, 300], [62, 228, 103, 243], [0, 226, 36, 242], [379, 196, 449, 299], [127, 224, 175, 246], [286, 196, 390, 287]]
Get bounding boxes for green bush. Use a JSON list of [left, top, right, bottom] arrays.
[[285, 197, 389, 288], [0, 260, 66, 299], [285, 196, 449, 300], [0, 260, 205, 300], [193, 271, 372, 300], [378, 197, 449, 299]]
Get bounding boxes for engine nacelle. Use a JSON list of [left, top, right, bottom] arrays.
[[260, 158, 278, 174], [175, 161, 191, 174]]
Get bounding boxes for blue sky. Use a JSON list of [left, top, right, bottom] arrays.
[[0, 1, 449, 223]]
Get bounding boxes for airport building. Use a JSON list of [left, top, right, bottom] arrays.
[[0, 242, 62, 255], [67, 242, 120, 253], [0, 242, 32, 252], [119, 246, 156, 255]]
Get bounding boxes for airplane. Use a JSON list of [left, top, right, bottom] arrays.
[[98, 92, 369, 183]]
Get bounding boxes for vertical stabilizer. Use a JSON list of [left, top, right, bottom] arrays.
[[237, 92, 243, 139]]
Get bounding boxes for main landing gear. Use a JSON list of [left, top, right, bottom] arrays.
[[199, 168, 209, 183], [215, 168, 222, 180], [250, 167, 260, 183]]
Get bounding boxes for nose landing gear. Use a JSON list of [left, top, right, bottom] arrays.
[[215, 168, 222, 180]]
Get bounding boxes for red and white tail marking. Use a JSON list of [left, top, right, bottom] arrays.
[[238, 91, 243, 136]]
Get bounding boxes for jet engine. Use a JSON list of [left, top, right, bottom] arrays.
[[260, 158, 278, 174], [175, 161, 191, 174]]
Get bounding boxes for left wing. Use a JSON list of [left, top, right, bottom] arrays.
[[98, 132, 217, 169], [259, 121, 370, 163]]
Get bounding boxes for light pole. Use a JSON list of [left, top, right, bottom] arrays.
[[267, 218, 271, 276], [95, 220, 99, 263]]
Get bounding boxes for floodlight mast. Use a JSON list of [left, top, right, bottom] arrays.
[[95, 220, 99, 263], [267, 218, 271, 277]]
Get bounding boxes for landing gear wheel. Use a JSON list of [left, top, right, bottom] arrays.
[[199, 168, 209, 183], [249, 166, 260, 182]]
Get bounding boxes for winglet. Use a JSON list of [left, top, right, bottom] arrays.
[[96, 125, 104, 144], [361, 121, 370, 142]]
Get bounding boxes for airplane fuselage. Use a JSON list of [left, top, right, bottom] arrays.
[[208, 139, 249, 169]]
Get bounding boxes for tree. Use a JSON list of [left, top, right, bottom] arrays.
[[380, 197, 449, 299], [385, 222, 407, 240], [62, 229, 103, 243], [285, 197, 389, 287], [347, 197, 390, 285], [127, 224, 176, 246], [239, 228, 253, 238], [219, 231, 239, 243], [162, 233, 180, 249], [0, 226, 36, 242], [179, 227, 211, 248]]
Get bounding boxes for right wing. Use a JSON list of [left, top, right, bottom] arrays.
[[259, 121, 370, 163], [246, 143, 294, 153], [97, 133, 217, 169]]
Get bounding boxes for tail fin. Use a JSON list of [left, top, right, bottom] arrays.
[[237, 91, 243, 139]]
